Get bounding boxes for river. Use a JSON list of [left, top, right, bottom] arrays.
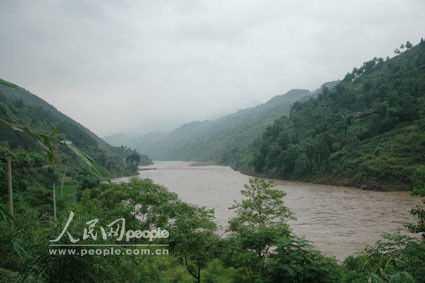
[[114, 161, 418, 260]]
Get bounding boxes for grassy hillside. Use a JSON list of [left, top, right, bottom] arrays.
[[0, 78, 151, 197], [122, 88, 316, 162], [246, 40, 425, 190]]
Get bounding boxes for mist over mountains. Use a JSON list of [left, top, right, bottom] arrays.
[[105, 85, 336, 162]]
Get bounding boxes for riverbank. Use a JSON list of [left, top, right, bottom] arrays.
[[171, 160, 411, 191], [233, 166, 410, 192]]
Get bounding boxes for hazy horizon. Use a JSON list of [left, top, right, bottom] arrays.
[[1, 0, 424, 136]]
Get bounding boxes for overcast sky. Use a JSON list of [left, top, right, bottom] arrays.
[[1, 0, 424, 136]]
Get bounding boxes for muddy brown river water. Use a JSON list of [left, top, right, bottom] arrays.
[[114, 161, 418, 260]]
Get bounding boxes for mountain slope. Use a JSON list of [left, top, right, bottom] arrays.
[[0, 78, 150, 192], [246, 40, 425, 190], [120, 89, 315, 162]]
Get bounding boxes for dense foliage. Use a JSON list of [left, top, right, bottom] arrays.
[[342, 233, 425, 282], [244, 40, 425, 190], [1, 176, 424, 283]]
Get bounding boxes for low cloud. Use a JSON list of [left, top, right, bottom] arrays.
[[1, 0, 424, 135]]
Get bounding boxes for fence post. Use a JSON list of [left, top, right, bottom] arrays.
[[53, 183, 57, 222], [7, 157, 14, 218]]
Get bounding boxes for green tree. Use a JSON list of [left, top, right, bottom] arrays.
[[170, 203, 218, 283], [126, 152, 142, 170], [229, 178, 293, 229], [227, 178, 293, 281]]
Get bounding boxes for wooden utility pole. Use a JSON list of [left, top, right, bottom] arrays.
[[60, 167, 66, 198], [53, 183, 57, 222], [7, 157, 14, 218]]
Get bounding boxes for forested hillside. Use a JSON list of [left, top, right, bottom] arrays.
[[116, 88, 318, 162], [245, 40, 425, 190], [0, 78, 151, 196]]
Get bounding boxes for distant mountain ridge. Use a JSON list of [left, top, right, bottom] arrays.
[[106, 87, 335, 163]]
